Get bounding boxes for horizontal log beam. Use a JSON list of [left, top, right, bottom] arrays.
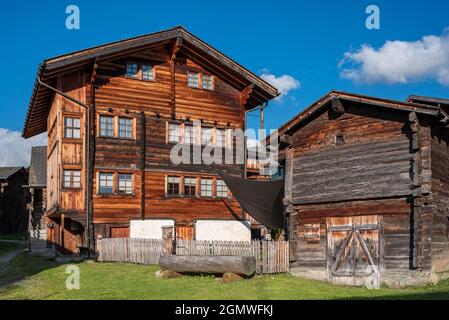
[[159, 255, 256, 277]]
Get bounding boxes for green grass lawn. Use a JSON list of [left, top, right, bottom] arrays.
[[1, 242, 449, 300], [0, 234, 27, 241], [0, 241, 24, 257]]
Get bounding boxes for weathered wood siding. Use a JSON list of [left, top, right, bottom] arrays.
[[290, 103, 413, 205], [430, 126, 449, 272], [90, 48, 244, 234], [145, 172, 243, 223], [290, 198, 412, 271]]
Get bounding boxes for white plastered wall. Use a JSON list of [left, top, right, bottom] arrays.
[[195, 220, 251, 242], [130, 219, 175, 239]]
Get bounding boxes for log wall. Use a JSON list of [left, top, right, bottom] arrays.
[[430, 126, 449, 272]]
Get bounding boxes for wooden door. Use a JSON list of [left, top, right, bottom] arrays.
[[176, 224, 195, 240], [327, 216, 380, 281], [110, 227, 130, 238]]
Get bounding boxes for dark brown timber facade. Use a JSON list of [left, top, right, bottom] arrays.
[[278, 90, 449, 287], [22, 26, 279, 255]]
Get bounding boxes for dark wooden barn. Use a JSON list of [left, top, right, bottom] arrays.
[[278, 90, 449, 287], [0, 167, 29, 235]]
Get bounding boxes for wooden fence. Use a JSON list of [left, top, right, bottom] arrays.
[[97, 238, 289, 274]]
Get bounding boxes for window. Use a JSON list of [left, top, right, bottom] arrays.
[[216, 179, 229, 198], [184, 177, 197, 196], [142, 64, 153, 81], [64, 117, 81, 139], [183, 125, 194, 145], [201, 128, 213, 145], [202, 74, 213, 90], [118, 174, 133, 194], [215, 129, 226, 147], [304, 224, 321, 243], [167, 176, 180, 196], [126, 63, 138, 78], [336, 133, 345, 145], [200, 178, 213, 197], [99, 116, 114, 137], [99, 173, 114, 194], [63, 170, 81, 189], [119, 118, 133, 139], [168, 123, 181, 143], [187, 72, 200, 88]]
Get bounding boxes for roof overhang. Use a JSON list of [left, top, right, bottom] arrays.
[[278, 90, 448, 137], [22, 26, 280, 138]]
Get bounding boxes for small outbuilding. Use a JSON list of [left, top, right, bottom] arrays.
[[278, 91, 449, 287], [0, 167, 29, 235]]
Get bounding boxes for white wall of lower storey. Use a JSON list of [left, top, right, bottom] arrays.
[[130, 219, 251, 241], [195, 220, 251, 242], [130, 219, 175, 239]]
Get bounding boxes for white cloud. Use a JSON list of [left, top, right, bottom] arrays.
[[260, 71, 300, 100], [0, 129, 47, 167], [339, 29, 449, 86]]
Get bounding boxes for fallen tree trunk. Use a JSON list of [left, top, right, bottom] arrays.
[[159, 255, 256, 277]]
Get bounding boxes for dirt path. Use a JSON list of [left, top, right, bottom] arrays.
[[0, 241, 26, 274]]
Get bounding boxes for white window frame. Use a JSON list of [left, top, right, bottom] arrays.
[[118, 173, 133, 194], [200, 178, 213, 197], [216, 179, 229, 198], [118, 117, 133, 139], [187, 72, 200, 88], [167, 176, 181, 196], [126, 62, 139, 79], [168, 123, 182, 143], [202, 74, 214, 90], [64, 117, 81, 139], [142, 64, 154, 81], [99, 116, 114, 137], [184, 177, 197, 196], [183, 124, 195, 145], [63, 170, 81, 189], [99, 172, 114, 194]]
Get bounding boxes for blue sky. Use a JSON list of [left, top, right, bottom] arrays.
[[0, 0, 448, 165]]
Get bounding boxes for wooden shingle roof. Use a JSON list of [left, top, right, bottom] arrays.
[[0, 167, 24, 180], [28, 146, 47, 187], [278, 90, 449, 137]]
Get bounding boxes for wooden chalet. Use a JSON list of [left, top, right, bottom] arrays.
[[279, 90, 449, 286], [0, 167, 29, 235], [22, 26, 279, 254]]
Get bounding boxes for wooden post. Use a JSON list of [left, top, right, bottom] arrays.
[[60, 214, 65, 256], [161, 225, 174, 255]]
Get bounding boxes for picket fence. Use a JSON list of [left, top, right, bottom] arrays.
[[97, 238, 289, 274]]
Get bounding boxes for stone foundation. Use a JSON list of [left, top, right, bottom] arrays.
[[290, 266, 449, 288]]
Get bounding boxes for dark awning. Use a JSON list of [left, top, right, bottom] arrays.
[[220, 173, 285, 229]]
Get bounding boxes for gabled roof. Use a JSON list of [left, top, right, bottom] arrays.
[[407, 95, 449, 107], [0, 167, 24, 180], [22, 26, 280, 138], [28, 146, 47, 187], [278, 90, 449, 137]]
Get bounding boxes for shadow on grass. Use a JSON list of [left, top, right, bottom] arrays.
[[0, 248, 62, 291]]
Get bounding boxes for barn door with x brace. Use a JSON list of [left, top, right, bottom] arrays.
[[327, 216, 382, 279]]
